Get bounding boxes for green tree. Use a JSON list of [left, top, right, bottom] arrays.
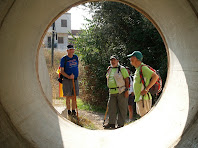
[[74, 2, 167, 107]]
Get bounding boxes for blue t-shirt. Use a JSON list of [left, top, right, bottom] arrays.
[[60, 55, 79, 79]]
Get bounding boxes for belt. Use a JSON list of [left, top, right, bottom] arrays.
[[109, 87, 119, 90]]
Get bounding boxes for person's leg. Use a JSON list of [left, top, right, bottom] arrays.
[[63, 78, 73, 115], [71, 96, 76, 115], [132, 96, 136, 117], [72, 96, 76, 110], [136, 100, 144, 117], [128, 105, 133, 120], [108, 94, 117, 124], [136, 99, 151, 117], [104, 94, 117, 129], [66, 96, 72, 115], [143, 99, 152, 115], [128, 94, 134, 121], [117, 92, 128, 127], [71, 79, 79, 115]]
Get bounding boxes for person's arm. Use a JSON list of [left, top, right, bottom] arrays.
[[60, 67, 74, 79], [124, 77, 129, 98], [140, 72, 159, 95], [124, 77, 129, 90], [121, 67, 130, 97]]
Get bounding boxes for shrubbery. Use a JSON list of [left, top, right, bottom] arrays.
[[74, 2, 167, 108]]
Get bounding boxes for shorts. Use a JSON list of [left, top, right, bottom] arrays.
[[136, 99, 152, 117], [62, 78, 79, 97], [128, 94, 135, 106]]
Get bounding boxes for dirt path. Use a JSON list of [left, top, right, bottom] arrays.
[[78, 110, 106, 130], [53, 100, 107, 130], [55, 106, 106, 130]]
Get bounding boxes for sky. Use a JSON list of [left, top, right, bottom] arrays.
[[67, 5, 92, 30]]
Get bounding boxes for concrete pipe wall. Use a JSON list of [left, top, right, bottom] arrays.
[[0, 0, 197, 147]]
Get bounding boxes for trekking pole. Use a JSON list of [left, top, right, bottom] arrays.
[[103, 104, 108, 126], [72, 79, 79, 124]]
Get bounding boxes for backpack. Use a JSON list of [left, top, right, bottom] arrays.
[[107, 65, 127, 91], [57, 55, 78, 83], [140, 64, 162, 95], [107, 65, 121, 73]]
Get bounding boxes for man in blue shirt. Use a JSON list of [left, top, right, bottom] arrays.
[[60, 44, 79, 116]]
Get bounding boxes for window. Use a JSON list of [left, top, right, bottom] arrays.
[[61, 20, 67, 27], [58, 37, 64, 43], [48, 37, 51, 42]]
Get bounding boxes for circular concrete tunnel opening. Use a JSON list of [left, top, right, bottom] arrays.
[[0, 0, 198, 148], [40, 2, 167, 130]]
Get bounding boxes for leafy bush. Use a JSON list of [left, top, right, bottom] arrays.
[[73, 2, 167, 107]]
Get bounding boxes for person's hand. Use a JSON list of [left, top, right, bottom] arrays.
[[124, 90, 129, 98], [131, 92, 135, 96], [140, 89, 148, 96], [69, 74, 74, 79]]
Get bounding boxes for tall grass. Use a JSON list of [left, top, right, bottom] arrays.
[[43, 48, 66, 99]]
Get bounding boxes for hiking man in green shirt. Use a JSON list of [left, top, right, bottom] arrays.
[[104, 55, 129, 129], [127, 51, 159, 117]]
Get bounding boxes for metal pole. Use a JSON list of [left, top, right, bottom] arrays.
[[51, 22, 55, 67]]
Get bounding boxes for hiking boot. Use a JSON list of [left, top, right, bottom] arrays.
[[103, 124, 115, 129], [68, 110, 71, 116], [128, 118, 135, 123], [71, 110, 76, 116], [117, 125, 124, 129]]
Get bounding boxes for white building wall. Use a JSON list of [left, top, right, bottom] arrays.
[[57, 33, 68, 50], [43, 13, 71, 51], [55, 13, 71, 33]]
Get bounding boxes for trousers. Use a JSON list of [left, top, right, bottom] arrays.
[[108, 91, 128, 126]]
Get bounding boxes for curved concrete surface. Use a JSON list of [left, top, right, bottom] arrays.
[[0, 0, 198, 147]]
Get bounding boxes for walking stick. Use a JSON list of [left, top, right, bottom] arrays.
[[72, 79, 79, 124], [103, 104, 108, 126]]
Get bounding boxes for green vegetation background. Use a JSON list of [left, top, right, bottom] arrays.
[[72, 2, 167, 109]]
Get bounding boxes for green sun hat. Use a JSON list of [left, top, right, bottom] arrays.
[[127, 51, 143, 61]]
